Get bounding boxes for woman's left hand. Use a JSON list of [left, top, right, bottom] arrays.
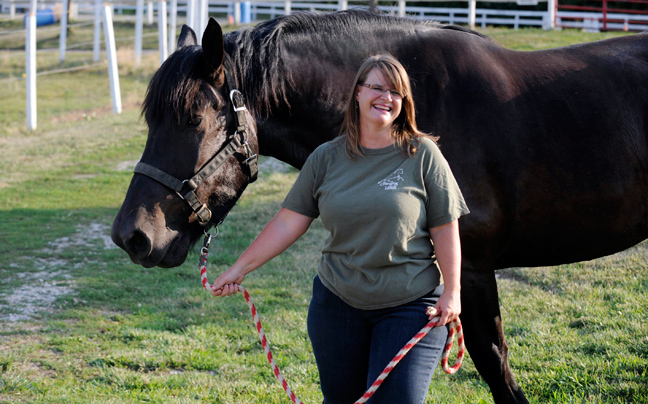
[[430, 289, 461, 326], [428, 221, 462, 327]]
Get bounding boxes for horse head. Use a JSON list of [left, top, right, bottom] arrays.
[[111, 19, 258, 268]]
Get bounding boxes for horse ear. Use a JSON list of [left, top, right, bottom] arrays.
[[202, 18, 225, 78], [177, 25, 197, 49]]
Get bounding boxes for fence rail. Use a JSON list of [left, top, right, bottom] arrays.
[[3, 0, 647, 32], [555, 0, 648, 31]]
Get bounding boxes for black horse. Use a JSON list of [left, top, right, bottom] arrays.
[[111, 10, 648, 404]]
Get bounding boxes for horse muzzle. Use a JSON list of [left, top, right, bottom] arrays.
[[111, 204, 189, 268]]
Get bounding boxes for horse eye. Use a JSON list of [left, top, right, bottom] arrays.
[[187, 115, 202, 127]]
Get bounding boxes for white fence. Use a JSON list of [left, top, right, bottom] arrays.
[[3, 0, 556, 30], [4, 0, 645, 31], [2, 0, 644, 131]]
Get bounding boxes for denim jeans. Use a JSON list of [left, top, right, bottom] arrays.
[[307, 275, 448, 404]]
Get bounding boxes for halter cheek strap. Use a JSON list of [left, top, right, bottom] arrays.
[[228, 88, 258, 182]]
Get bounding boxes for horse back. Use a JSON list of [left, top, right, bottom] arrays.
[[426, 31, 648, 268]]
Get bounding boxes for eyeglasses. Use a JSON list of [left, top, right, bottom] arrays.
[[359, 83, 403, 99]]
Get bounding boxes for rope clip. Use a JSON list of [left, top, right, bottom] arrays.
[[201, 228, 218, 255]]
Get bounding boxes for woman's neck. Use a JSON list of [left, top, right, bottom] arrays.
[[359, 125, 394, 149]]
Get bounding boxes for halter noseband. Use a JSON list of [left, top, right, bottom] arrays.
[[133, 68, 258, 229]]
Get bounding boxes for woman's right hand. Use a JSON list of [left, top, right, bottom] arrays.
[[209, 208, 314, 297], [210, 266, 246, 297]]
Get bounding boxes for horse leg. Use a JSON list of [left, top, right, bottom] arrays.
[[461, 264, 529, 404]]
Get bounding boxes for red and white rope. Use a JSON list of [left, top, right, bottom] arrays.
[[199, 246, 464, 404]]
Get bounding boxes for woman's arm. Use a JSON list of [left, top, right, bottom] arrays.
[[211, 208, 314, 297], [429, 220, 462, 326]]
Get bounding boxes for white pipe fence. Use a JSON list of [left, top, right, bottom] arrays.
[[6, 0, 645, 131], [157, 0, 167, 63], [58, 0, 67, 61], [25, 11, 36, 131], [93, 0, 101, 61], [103, 2, 122, 114]]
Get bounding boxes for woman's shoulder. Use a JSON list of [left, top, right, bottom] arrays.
[[416, 136, 440, 151], [311, 135, 347, 156], [415, 136, 443, 158], [303, 136, 347, 169]]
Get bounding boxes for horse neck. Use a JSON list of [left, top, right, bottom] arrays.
[[222, 16, 446, 168], [223, 29, 347, 167]]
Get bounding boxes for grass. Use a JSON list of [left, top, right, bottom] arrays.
[[0, 20, 646, 404]]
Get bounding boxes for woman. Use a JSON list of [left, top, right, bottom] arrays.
[[211, 54, 469, 404]]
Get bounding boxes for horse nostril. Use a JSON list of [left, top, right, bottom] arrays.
[[123, 230, 153, 260]]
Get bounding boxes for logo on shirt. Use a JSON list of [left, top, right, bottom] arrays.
[[378, 168, 404, 190]]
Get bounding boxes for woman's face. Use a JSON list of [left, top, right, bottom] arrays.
[[356, 68, 403, 131]]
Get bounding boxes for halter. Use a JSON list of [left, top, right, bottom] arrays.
[[133, 67, 258, 229]]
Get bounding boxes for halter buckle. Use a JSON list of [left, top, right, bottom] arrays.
[[195, 203, 212, 226], [243, 139, 257, 164], [229, 90, 247, 112]]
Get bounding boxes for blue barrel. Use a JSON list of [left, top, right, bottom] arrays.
[[23, 9, 57, 27], [241, 2, 251, 24]]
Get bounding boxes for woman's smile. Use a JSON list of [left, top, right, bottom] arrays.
[[356, 68, 402, 131]]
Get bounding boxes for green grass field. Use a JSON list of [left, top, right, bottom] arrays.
[[0, 17, 646, 403]]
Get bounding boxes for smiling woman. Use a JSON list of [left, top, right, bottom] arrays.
[[208, 53, 469, 404], [342, 54, 430, 157]]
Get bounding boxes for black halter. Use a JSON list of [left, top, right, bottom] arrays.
[[133, 68, 258, 229]]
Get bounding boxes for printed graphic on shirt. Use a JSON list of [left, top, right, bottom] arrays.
[[377, 168, 404, 190]]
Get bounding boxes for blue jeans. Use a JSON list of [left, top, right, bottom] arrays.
[[307, 276, 448, 404]]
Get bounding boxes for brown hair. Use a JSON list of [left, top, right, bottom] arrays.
[[338, 54, 436, 158]]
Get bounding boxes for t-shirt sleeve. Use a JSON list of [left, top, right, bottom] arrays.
[[424, 142, 470, 228], [281, 150, 321, 218]]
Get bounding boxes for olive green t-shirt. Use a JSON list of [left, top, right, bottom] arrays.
[[282, 136, 469, 310]]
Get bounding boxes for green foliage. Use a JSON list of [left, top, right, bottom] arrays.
[[0, 24, 646, 404]]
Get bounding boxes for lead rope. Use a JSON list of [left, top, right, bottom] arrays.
[[198, 233, 465, 404]]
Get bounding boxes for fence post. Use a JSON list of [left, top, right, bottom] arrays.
[[169, 0, 177, 53], [158, 0, 168, 64], [546, 0, 556, 29], [135, 0, 144, 67], [103, 3, 122, 114], [93, 0, 102, 61], [338, 0, 347, 11], [147, 1, 154, 24], [10, 0, 16, 19], [26, 12, 37, 131], [233, 0, 241, 24], [187, 0, 195, 29], [59, 0, 69, 62], [194, 0, 203, 42], [398, 0, 406, 16], [284, 0, 291, 15], [468, 0, 476, 29], [197, 0, 207, 39]]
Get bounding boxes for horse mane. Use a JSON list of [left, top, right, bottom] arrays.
[[225, 9, 488, 115]]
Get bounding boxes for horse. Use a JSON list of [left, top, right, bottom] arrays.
[[111, 10, 648, 404]]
